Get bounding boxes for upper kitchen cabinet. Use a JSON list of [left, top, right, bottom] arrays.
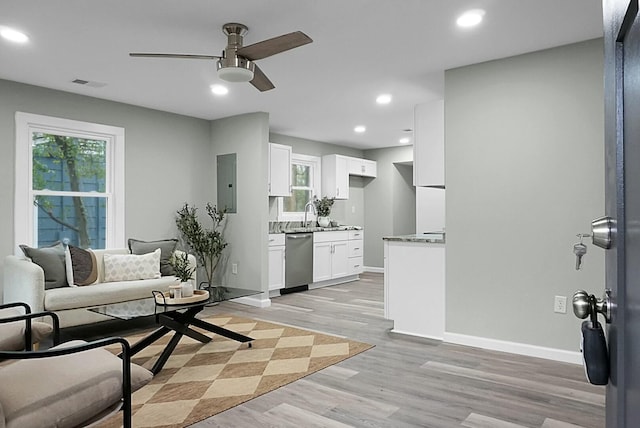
[[414, 99, 444, 186], [347, 157, 377, 178], [322, 154, 350, 199], [323, 154, 377, 199], [268, 143, 292, 197]]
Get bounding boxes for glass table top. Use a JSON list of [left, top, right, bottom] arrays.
[[89, 286, 261, 321]]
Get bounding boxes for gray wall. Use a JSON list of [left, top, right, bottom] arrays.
[[362, 146, 414, 268], [212, 113, 270, 292], [445, 39, 605, 351], [0, 79, 212, 299], [392, 164, 416, 236], [268, 133, 366, 227]]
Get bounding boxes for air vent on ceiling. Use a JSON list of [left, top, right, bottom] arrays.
[[71, 78, 107, 88]]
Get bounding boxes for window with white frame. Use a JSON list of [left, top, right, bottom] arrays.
[[15, 112, 125, 249], [277, 153, 321, 221]]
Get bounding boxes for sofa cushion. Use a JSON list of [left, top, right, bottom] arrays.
[[19, 242, 67, 289], [44, 276, 179, 311], [128, 238, 178, 276], [0, 307, 53, 351], [103, 249, 161, 282], [65, 245, 98, 287], [0, 339, 152, 428]]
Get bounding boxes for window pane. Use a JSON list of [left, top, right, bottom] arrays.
[[35, 195, 107, 249], [292, 164, 310, 187], [283, 189, 312, 213], [32, 133, 106, 192]]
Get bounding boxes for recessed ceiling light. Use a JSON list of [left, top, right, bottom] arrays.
[[210, 84, 229, 95], [399, 137, 411, 144], [376, 94, 392, 105], [354, 125, 366, 133], [456, 9, 485, 28], [0, 27, 29, 43]]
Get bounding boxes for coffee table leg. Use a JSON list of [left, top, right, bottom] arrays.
[[129, 326, 171, 355], [159, 313, 211, 344], [150, 330, 184, 375], [189, 317, 254, 345]]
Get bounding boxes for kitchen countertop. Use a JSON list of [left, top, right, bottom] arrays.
[[269, 222, 362, 234], [383, 233, 445, 243]]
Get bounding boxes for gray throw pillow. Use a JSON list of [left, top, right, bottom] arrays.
[[19, 242, 67, 289], [128, 238, 178, 276]]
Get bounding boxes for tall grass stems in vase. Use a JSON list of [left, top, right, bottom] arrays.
[[175, 203, 227, 291]]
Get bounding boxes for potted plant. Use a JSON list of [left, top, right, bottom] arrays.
[[314, 196, 335, 227], [175, 203, 227, 293], [170, 252, 196, 297]]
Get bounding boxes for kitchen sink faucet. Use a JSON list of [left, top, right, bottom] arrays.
[[304, 200, 317, 227]]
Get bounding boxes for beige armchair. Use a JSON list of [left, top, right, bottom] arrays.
[[0, 302, 57, 351], [0, 307, 152, 428]]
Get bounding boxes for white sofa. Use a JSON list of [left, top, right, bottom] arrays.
[[3, 248, 196, 328]]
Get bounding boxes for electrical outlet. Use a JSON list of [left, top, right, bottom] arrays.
[[232, 263, 238, 275], [554, 295, 567, 314]]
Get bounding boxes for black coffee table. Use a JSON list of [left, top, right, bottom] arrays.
[[89, 286, 260, 374]]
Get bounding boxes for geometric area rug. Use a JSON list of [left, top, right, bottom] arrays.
[[96, 315, 373, 428]]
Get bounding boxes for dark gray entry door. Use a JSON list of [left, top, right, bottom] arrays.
[[603, 0, 640, 426]]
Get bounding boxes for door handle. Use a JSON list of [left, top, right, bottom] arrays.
[[572, 289, 612, 324], [591, 216, 615, 249], [572, 289, 611, 385]]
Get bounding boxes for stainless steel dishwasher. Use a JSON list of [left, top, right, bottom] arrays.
[[285, 233, 313, 289]]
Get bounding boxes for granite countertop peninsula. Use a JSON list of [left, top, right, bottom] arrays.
[[383, 233, 445, 244]]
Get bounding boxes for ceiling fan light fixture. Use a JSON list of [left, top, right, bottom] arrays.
[[217, 66, 254, 83]]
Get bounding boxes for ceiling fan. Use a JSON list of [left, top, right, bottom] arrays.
[[130, 23, 312, 92]]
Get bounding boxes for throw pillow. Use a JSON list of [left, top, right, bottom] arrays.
[[65, 244, 98, 287], [19, 242, 67, 289], [128, 238, 178, 276], [103, 248, 161, 282]]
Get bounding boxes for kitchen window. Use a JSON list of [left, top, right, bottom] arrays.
[[14, 112, 125, 249], [277, 153, 321, 221]]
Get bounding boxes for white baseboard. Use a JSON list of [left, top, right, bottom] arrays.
[[391, 328, 443, 341], [364, 266, 384, 273], [231, 296, 271, 308], [443, 332, 582, 365]]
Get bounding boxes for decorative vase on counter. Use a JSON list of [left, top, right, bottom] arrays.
[[181, 281, 194, 297], [317, 216, 331, 227]]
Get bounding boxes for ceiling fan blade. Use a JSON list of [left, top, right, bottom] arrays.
[[250, 64, 275, 92], [237, 31, 312, 61], [129, 53, 221, 60]]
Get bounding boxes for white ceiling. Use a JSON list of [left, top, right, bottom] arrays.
[[0, 0, 603, 150]]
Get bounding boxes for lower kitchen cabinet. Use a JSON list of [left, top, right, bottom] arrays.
[[268, 234, 285, 291], [313, 238, 349, 282], [347, 230, 364, 274], [312, 230, 363, 284]]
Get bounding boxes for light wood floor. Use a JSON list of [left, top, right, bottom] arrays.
[[190, 272, 605, 428]]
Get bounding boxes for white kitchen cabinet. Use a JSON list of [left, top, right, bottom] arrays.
[[413, 99, 444, 186], [347, 230, 364, 274], [313, 231, 349, 282], [347, 158, 377, 178], [268, 234, 285, 291], [268, 143, 292, 197], [321, 154, 349, 199]]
